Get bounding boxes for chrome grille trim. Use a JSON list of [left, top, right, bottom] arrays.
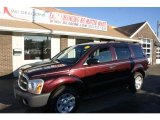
[[18, 74, 29, 91]]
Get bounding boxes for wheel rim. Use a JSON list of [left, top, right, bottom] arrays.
[[56, 93, 76, 113], [135, 75, 143, 90]]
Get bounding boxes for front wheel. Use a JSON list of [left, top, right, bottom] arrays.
[[128, 72, 143, 93], [48, 86, 80, 113]]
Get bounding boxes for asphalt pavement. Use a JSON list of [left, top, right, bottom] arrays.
[[0, 65, 160, 113]]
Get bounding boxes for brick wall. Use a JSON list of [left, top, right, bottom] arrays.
[[60, 35, 68, 51], [132, 24, 158, 65], [0, 32, 13, 77]]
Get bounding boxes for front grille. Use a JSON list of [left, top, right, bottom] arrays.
[[18, 74, 28, 91]]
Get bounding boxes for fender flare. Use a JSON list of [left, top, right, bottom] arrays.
[[131, 64, 145, 77], [42, 76, 85, 93]]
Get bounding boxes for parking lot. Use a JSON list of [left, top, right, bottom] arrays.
[[0, 65, 160, 113]]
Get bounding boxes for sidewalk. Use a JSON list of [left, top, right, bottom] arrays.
[[0, 78, 17, 111]]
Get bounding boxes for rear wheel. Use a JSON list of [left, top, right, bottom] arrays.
[[49, 86, 80, 113], [128, 72, 143, 93]]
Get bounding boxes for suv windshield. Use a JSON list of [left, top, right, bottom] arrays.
[[51, 45, 92, 65]]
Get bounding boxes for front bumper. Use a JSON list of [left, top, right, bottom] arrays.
[[14, 81, 50, 107]]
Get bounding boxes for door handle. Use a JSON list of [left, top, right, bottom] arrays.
[[109, 65, 116, 69]]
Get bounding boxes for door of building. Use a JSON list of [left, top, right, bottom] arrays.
[[141, 38, 152, 64], [156, 47, 160, 64]]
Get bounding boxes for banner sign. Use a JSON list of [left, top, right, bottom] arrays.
[[0, 7, 107, 31]]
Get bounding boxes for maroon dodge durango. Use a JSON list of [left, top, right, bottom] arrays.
[[14, 42, 149, 113]]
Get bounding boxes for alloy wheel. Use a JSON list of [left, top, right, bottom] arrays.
[[135, 75, 143, 90], [56, 93, 76, 113]]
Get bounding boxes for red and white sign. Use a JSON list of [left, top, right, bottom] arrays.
[[0, 7, 107, 31]]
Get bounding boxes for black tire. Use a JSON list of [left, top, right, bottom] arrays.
[[48, 86, 80, 113], [128, 72, 143, 93]]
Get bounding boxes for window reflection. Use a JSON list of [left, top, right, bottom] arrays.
[[24, 35, 51, 60]]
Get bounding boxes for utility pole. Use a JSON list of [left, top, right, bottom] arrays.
[[157, 20, 160, 38]]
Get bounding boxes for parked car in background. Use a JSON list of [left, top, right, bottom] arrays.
[[14, 42, 149, 113]]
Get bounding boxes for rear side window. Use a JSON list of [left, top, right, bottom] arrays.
[[131, 45, 144, 58], [115, 47, 131, 60]]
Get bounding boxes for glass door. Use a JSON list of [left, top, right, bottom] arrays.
[[156, 47, 160, 64], [141, 38, 152, 64]]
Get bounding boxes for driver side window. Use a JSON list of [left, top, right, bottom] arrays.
[[89, 47, 112, 63]]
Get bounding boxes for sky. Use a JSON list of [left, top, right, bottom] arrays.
[[58, 7, 160, 33]]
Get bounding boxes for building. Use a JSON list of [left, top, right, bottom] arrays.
[[0, 7, 159, 77], [116, 21, 160, 64]]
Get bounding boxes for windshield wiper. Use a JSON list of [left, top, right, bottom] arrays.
[[56, 59, 62, 63], [52, 58, 64, 63]]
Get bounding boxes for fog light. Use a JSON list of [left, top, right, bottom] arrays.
[[22, 99, 28, 105]]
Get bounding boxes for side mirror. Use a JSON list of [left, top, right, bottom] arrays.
[[87, 58, 99, 65], [143, 54, 148, 58]]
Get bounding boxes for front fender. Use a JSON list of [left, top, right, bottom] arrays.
[[42, 76, 85, 93]]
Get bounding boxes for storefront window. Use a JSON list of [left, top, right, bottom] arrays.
[[24, 35, 51, 60], [156, 47, 160, 59], [141, 38, 151, 58]]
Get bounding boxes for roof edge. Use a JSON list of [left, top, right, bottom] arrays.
[[130, 21, 160, 42], [0, 26, 51, 34], [52, 30, 141, 43], [146, 22, 160, 42], [130, 22, 147, 38], [0, 26, 140, 43]]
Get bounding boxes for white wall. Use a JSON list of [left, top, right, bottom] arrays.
[[13, 35, 94, 77], [51, 36, 60, 57], [12, 35, 42, 77], [12, 35, 61, 77], [12, 35, 24, 76], [156, 59, 160, 64], [68, 37, 76, 47], [94, 39, 100, 43]]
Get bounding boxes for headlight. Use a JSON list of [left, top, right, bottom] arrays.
[[28, 79, 44, 94]]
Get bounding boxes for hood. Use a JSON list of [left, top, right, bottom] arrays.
[[20, 60, 70, 78]]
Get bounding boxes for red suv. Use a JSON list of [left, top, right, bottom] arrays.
[[14, 42, 148, 113]]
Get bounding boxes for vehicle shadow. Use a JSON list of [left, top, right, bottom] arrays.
[[88, 74, 160, 113]]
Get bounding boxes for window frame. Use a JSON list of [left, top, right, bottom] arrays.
[[141, 38, 152, 59], [156, 47, 160, 59], [24, 35, 51, 60], [114, 46, 131, 60], [131, 45, 144, 58], [51, 44, 93, 65], [84, 45, 113, 65]]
